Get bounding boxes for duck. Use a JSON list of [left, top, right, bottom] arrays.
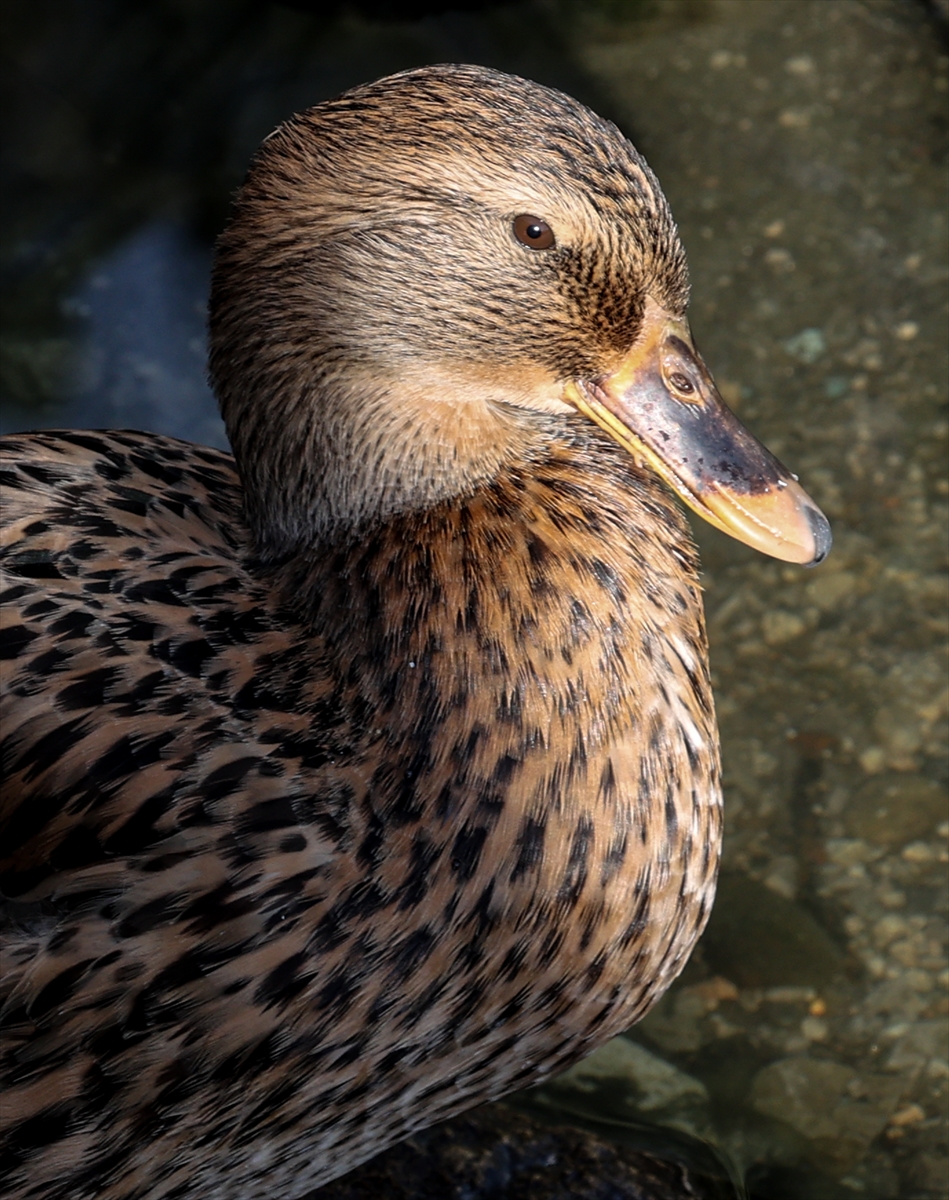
[[0, 64, 830, 1200]]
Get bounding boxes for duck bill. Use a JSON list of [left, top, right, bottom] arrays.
[[564, 302, 831, 566]]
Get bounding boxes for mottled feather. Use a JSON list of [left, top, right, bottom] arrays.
[[1, 64, 720, 1200]]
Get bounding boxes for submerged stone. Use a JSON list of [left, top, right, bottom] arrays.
[[549, 1036, 710, 1116], [750, 1056, 902, 1171], [844, 773, 946, 847], [700, 873, 844, 988], [884, 1019, 949, 1076]]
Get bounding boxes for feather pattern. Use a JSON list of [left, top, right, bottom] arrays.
[[0, 65, 725, 1199]]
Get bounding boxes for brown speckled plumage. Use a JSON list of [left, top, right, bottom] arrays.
[[0, 63, 792, 1200]]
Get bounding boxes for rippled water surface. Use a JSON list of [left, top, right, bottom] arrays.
[[3, 3, 947, 1197]]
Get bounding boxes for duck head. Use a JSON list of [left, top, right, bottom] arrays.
[[209, 63, 830, 566]]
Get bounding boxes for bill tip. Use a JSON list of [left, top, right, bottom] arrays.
[[804, 505, 833, 567]]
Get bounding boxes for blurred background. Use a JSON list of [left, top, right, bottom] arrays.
[[2, 2, 947, 1198]]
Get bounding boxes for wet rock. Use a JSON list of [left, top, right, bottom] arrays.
[[884, 1019, 949, 1077], [805, 569, 858, 611], [799, 1016, 829, 1043], [638, 990, 710, 1055], [782, 328, 826, 364], [901, 840, 943, 864], [844, 773, 946, 847], [750, 1057, 903, 1171], [761, 854, 799, 901], [873, 654, 949, 768], [700, 873, 844, 989], [689, 1035, 765, 1115], [550, 1036, 709, 1117], [316, 1103, 725, 1199], [823, 837, 881, 867], [905, 1149, 949, 1197], [825, 1155, 902, 1200], [863, 976, 931, 1021], [761, 609, 807, 645], [636, 978, 741, 1056], [0, 337, 74, 406], [872, 914, 911, 948]]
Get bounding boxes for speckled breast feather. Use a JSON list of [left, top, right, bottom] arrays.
[[1, 426, 719, 1199]]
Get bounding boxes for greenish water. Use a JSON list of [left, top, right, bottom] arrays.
[[3, 3, 947, 1197]]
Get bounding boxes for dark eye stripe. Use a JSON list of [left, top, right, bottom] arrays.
[[513, 214, 555, 250]]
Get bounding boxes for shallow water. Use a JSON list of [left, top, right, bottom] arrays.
[[3, 2, 947, 1197]]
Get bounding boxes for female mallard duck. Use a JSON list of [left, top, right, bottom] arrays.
[[0, 64, 829, 1199]]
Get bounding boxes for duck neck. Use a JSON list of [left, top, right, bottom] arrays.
[[232, 372, 550, 562]]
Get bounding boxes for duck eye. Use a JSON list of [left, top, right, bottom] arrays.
[[513, 215, 555, 250]]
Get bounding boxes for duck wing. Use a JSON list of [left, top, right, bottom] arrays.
[[1, 430, 346, 891]]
